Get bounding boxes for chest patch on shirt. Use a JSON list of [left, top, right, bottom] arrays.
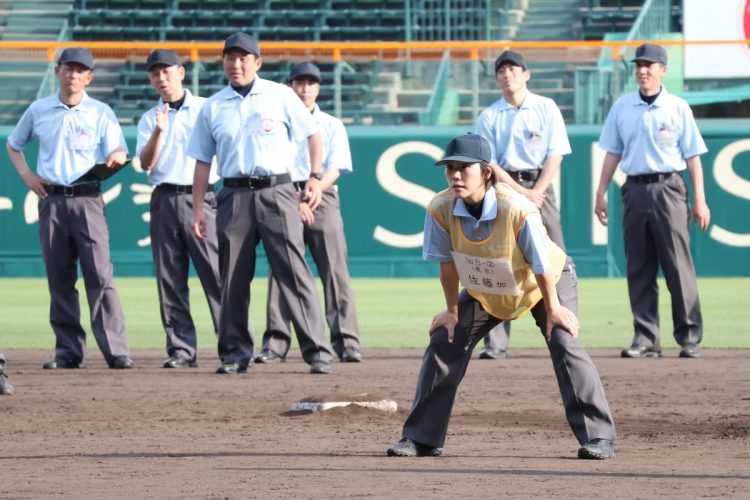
[[70, 126, 96, 150], [656, 123, 677, 148], [246, 114, 276, 135]]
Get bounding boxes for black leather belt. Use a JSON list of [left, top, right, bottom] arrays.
[[627, 172, 680, 184], [45, 182, 100, 197], [507, 170, 541, 182], [155, 183, 214, 194], [293, 180, 307, 190], [223, 174, 291, 189]]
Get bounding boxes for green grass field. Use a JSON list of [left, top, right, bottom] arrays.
[[0, 277, 746, 350]]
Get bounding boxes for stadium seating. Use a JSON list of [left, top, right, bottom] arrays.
[[578, 0, 642, 40], [110, 57, 377, 125], [70, 0, 414, 43]]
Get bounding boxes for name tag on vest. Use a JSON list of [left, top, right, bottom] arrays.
[[451, 251, 520, 295]]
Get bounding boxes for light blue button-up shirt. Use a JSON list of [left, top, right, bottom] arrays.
[[8, 92, 127, 186], [597, 87, 707, 175], [473, 91, 571, 171], [422, 187, 551, 274], [136, 89, 219, 186], [288, 104, 352, 182], [186, 77, 319, 177]]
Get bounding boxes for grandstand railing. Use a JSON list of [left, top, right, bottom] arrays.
[[574, 0, 672, 123], [3, 37, 750, 125], [419, 50, 457, 125]]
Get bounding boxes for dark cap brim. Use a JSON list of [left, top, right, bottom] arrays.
[[288, 74, 321, 83], [435, 155, 484, 165]]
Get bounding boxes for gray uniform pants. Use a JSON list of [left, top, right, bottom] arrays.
[[39, 192, 129, 365], [402, 258, 616, 449], [264, 188, 360, 359], [484, 181, 566, 351], [621, 174, 702, 349], [150, 187, 221, 361], [215, 183, 333, 367]]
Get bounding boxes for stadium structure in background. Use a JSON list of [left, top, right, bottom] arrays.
[[0, 0, 748, 278]]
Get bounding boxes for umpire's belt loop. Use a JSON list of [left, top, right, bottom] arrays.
[[223, 174, 291, 189]]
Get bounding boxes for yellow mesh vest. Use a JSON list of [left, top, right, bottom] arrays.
[[428, 183, 567, 320]]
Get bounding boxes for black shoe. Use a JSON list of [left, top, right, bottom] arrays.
[[341, 348, 362, 363], [577, 438, 614, 459], [679, 344, 701, 358], [109, 356, 134, 369], [0, 373, 13, 396], [478, 347, 506, 360], [310, 360, 332, 374], [621, 345, 661, 358], [42, 357, 85, 369], [254, 349, 285, 364], [163, 356, 198, 368], [387, 437, 443, 457], [215, 362, 247, 374]]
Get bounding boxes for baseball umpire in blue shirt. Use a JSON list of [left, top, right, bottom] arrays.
[[6, 47, 133, 369], [474, 50, 572, 361], [188, 33, 335, 374], [256, 62, 362, 365], [595, 43, 710, 359], [136, 49, 222, 369]]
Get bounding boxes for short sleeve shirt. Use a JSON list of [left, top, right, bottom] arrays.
[[136, 89, 219, 186], [8, 92, 127, 186], [597, 87, 707, 175], [288, 104, 352, 182], [187, 77, 320, 177], [473, 91, 571, 171]]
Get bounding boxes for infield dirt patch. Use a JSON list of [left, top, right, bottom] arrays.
[[1, 348, 748, 498]]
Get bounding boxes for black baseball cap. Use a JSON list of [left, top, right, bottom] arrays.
[[494, 50, 527, 72], [146, 49, 181, 71], [632, 43, 667, 65], [287, 62, 321, 83], [58, 47, 94, 70], [435, 133, 491, 165], [223, 32, 260, 56]]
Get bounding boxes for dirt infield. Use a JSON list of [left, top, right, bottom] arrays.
[[1, 348, 748, 499]]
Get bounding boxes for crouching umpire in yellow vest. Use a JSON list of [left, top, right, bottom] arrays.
[[387, 133, 616, 460]]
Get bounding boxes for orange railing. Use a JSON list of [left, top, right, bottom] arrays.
[[2, 38, 750, 62], [2, 38, 749, 125]]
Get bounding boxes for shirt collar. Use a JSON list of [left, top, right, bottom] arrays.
[[453, 187, 498, 223], [634, 85, 668, 107], [158, 88, 192, 109], [223, 76, 269, 99], [53, 91, 90, 109], [497, 90, 533, 111]]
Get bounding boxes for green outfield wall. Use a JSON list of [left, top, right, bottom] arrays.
[[1, 122, 749, 277]]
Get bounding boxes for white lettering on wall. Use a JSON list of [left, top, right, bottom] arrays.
[[372, 141, 443, 248], [710, 139, 750, 247]]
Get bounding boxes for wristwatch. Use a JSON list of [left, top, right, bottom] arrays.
[[309, 172, 323, 180]]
